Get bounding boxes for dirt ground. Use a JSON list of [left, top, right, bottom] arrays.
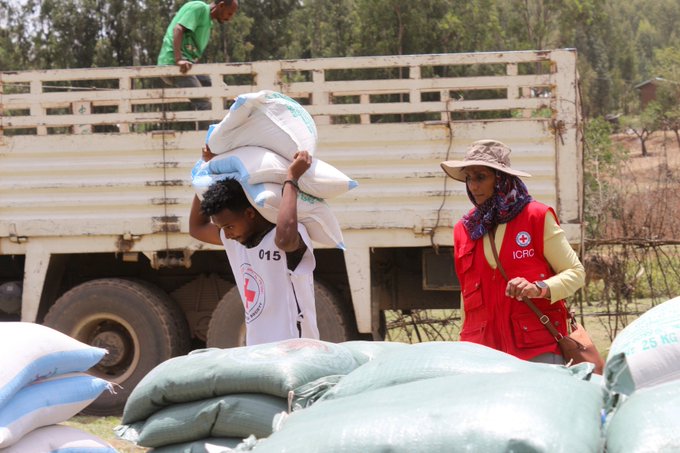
[[612, 131, 680, 179]]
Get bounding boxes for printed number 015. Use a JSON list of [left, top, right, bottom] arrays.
[[259, 249, 281, 261]]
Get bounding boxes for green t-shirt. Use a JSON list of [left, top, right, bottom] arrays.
[[157, 1, 213, 65]]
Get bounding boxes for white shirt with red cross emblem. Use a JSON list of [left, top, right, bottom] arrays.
[[221, 223, 319, 345]]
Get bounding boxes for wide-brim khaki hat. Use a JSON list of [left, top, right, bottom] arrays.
[[441, 139, 532, 182]]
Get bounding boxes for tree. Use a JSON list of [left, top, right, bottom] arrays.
[[583, 117, 621, 240], [650, 47, 680, 147], [0, 0, 37, 70], [623, 103, 663, 157], [284, 0, 358, 59], [229, 0, 302, 62], [30, 0, 101, 69], [353, 0, 504, 57]]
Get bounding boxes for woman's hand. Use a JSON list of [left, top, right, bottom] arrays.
[[505, 277, 542, 300]]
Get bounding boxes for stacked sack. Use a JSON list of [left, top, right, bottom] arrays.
[[0, 322, 115, 451], [603, 296, 680, 452], [191, 90, 357, 250], [242, 341, 605, 452], [115, 338, 360, 451]]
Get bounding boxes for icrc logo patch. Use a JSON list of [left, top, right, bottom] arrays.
[[516, 231, 532, 247], [240, 263, 265, 324]]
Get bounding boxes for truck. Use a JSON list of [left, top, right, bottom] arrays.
[[0, 49, 582, 414]]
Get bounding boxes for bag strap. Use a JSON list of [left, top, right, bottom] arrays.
[[488, 229, 564, 342]]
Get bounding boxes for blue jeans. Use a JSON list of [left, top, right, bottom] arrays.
[[161, 74, 212, 111], [528, 353, 565, 365]]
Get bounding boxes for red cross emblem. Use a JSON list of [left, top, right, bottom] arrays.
[[516, 231, 531, 247], [244, 278, 257, 309]]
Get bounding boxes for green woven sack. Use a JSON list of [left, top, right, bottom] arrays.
[[318, 341, 594, 402], [116, 393, 286, 447], [122, 339, 357, 424], [257, 371, 604, 453], [606, 378, 680, 452], [340, 340, 410, 365], [149, 437, 244, 453]]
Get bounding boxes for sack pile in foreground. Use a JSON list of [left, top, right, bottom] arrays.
[[112, 295, 680, 453], [115, 338, 359, 451], [0, 322, 115, 451]]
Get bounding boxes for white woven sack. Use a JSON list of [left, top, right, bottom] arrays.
[[191, 166, 344, 249], [1, 424, 117, 453], [0, 373, 111, 448], [244, 182, 344, 250], [207, 91, 317, 160], [196, 146, 357, 199], [605, 296, 680, 397], [0, 322, 107, 410]]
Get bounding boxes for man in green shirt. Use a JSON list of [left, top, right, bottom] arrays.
[[158, 0, 238, 112]]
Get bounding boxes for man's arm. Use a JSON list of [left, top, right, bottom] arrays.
[[189, 195, 222, 246], [275, 151, 312, 252], [172, 24, 192, 73]]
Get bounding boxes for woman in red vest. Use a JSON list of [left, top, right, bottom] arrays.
[[440, 140, 585, 364]]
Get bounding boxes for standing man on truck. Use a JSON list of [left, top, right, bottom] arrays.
[[189, 149, 320, 346], [158, 0, 239, 111]]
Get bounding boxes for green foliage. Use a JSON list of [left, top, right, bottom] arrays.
[[583, 117, 626, 239], [0, 0, 678, 117], [284, 0, 358, 59]]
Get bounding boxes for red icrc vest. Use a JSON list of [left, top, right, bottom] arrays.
[[453, 201, 569, 360]]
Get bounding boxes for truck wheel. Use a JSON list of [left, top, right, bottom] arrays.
[[206, 280, 353, 348], [205, 286, 246, 348], [133, 279, 192, 354], [43, 278, 189, 415], [315, 280, 355, 343]]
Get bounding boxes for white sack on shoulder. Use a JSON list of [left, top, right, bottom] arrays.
[[198, 146, 356, 199], [244, 182, 344, 250], [207, 91, 318, 160], [191, 160, 345, 249]]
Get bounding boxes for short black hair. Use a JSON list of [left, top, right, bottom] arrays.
[[200, 178, 252, 216]]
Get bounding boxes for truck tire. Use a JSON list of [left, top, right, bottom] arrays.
[[206, 280, 353, 348], [205, 286, 246, 348], [43, 278, 189, 415], [133, 279, 192, 354]]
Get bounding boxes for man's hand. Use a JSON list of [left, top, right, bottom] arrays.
[[202, 145, 216, 162], [275, 151, 312, 253], [177, 59, 193, 74], [287, 150, 312, 180]]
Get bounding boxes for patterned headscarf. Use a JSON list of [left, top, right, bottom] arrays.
[[462, 171, 533, 240]]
